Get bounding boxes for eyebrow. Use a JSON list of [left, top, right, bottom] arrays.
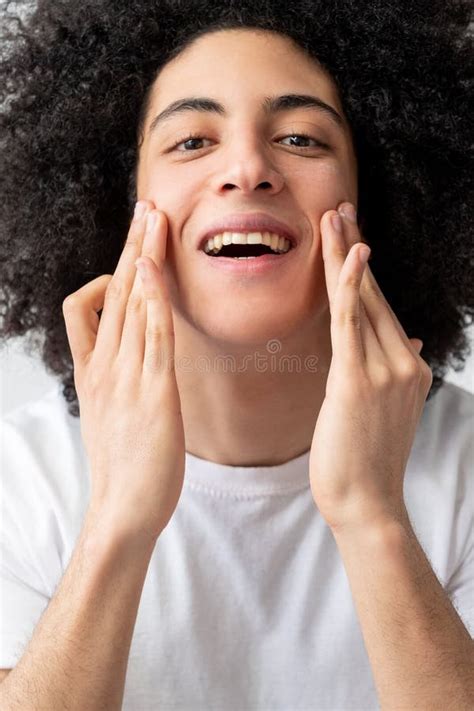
[[148, 93, 346, 135]]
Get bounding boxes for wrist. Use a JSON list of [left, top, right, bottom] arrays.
[[82, 504, 160, 559], [330, 510, 413, 549]]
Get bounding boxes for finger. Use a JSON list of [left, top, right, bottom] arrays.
[[336, 207, 387, 363], [93, 199, 154, 361], [62, 274, 112, 379], [410, 338, 423, 354], [338, 202, 422, 360], [321, 210, 347, 315], [331, 235, 371, 366], [134, 249, 176, 379], [118, 210, 169, 367], [321, 210, 379, 362]]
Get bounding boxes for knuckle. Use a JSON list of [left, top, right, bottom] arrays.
[[334, 247, 347, 261], [397, 356, 421, 381], [145, 327, 165, 344], [62, 294, 80, 312], [144, 328, 175, 367], [63, 275, 112, 316], [143, 349, 166, 373], [126, 292, 144, 313], [105, 279, 124, 303], [363, 278, 380, 300], [373, 363, 393, 389], [421, 360, 433, 385], [345, 272, 361, 290], [123, 235, 141, 250], [339, 310, 361, 329], [143, 348, 176, 375]]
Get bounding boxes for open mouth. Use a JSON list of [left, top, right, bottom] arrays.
[[202, 231, 294, 258]]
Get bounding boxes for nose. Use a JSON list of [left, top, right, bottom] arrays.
[[211, 136, 285, 196]]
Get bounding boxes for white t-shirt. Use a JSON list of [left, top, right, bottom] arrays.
[[1, 380, 473, 710]]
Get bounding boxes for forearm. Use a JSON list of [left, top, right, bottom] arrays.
[[0, 510, 157, 711], [332, 515, 474, 711]]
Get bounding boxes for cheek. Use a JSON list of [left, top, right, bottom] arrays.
[[137, 162, 203, 257], [293, 161, 351, 246], [139, 162, 200, 211], [305, 161, 351, 201], [286, 159, 354, 225]]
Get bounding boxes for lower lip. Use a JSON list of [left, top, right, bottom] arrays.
[[197, 246, 298, 275]]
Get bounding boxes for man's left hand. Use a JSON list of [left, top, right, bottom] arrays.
[[309, 202, 433, 533]]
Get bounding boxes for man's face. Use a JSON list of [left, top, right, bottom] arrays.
[[136, 28, 358, 346]]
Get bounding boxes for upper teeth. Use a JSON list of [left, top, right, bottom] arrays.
[[203, 232, 292, 255]]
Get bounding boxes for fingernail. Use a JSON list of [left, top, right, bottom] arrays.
[[339, 202, 357, 223], [331, 213, 342, 232], [359, 245, 371, 265], [134, 201, 147, 221]]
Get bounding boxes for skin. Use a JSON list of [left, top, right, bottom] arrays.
[[64, 25, 429, 538], [133, 26, 432, 531], [136, 28, 359, 466], [62, 32, 474, 708], [310, 209, 430, 532]]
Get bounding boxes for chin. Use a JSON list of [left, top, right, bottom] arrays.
[[197, 309, 306, 349]]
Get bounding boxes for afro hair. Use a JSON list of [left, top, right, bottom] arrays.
[[1, 0, 473, 417]]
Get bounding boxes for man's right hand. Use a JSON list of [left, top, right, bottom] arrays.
[[62, 201, 186, 544]]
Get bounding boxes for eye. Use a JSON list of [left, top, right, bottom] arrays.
[[169, 131, 331, 153], [278, 133, 330, 150], [170, 132, 212, 152]]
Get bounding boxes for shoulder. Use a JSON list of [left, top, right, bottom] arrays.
[[405, 382, 473, 577], [2, 384, 85, 472], [424, 380, 473, 426], [2, 382, 81, 441], [413, 381, 473, 471], [406, 380, 473, 525], [1, 384, 90, 548]]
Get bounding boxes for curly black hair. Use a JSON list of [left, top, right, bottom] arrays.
[[1, 0, 473, 418]]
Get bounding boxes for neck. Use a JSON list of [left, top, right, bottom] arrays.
[[173, 310, 332, 467]]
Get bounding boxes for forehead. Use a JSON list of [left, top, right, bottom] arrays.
[[148, 28, 342, 115]]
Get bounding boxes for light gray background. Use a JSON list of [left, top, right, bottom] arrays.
[[1, 325, 473, 417]]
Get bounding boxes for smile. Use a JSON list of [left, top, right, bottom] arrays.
[[203, 231, 293, 258]]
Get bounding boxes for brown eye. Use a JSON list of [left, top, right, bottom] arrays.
[[279, 133, 330, 150], [171, 133, 212, 151]]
